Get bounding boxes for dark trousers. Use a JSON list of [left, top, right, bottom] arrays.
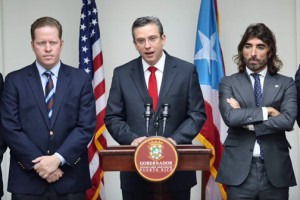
[[11, 186, 86, 200], [122, 189, 191, 200], [227, 157, 289, 200]]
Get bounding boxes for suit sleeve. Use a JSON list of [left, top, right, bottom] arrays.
[[219, 75, 297, 135], [56, 74, 96, 166], [254, 77, 296, 135], [219, 76, 264, 127], [105, 68, 140, 145], [171, 66, 207, 144], [1, 74, 43, 170]]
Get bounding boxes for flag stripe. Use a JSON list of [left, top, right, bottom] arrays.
[[92, 38, 102, 59], [93, 77, 105, 99], [95, 96, 106, 122]]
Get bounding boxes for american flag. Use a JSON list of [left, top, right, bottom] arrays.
[[194, 0, 227, 199], [79, 0, 107, 199]]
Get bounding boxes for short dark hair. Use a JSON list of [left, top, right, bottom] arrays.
[[131, 16, 164, 40], [31, 16, 62, 41], [234, 23, 282, 75]]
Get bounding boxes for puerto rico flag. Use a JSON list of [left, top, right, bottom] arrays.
[[194, 0, 227, 199]]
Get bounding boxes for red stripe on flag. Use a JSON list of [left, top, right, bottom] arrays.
[[94, 80, 105, 100], [95, 109, 106, 132], [198, 101, 226, 195], [93, 52, 103, 71]]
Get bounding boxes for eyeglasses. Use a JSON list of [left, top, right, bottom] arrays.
[[135, 36, 161, 46]]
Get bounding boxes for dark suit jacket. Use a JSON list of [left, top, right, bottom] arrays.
[[216, 71, 297, 187], [0, 73, 7, 198], [105, 51, 207, 192], [294, 65, 300, 126], [0, 63, 96, 194]]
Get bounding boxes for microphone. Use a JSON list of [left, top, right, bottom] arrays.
[[161, 103, 170, 134], [144, 97, 153, 136]]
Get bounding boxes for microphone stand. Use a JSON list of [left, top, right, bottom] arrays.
[[154, 116, 159, 136], [161, 103, 170, 134], [144, 103, 152, 136]]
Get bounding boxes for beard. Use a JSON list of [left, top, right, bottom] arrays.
[[244, 57, 268, 72]]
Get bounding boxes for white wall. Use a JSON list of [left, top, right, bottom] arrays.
[[0, 0, 299, 199]]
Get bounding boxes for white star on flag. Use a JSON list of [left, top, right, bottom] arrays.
[[81, 35, 88, 42], [80, 24, 86, 30], [84, 57, 90, 64], [85, 68, 91, 73], [194, 30, 217, 75], [82, 46, 88, 53]]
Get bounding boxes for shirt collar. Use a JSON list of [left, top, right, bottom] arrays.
[[36, 61, 61, 78], [142, 51, 166, 72], [246, 66, 267, 78]]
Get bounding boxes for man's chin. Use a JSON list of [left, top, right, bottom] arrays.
[[247, 64, 258, 70]]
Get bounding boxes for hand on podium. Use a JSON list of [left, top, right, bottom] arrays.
[[167, 138, 177, 145], [131, 136, 147, 146]]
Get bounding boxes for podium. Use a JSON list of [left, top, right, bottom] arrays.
[[100, 144, 212, 200]]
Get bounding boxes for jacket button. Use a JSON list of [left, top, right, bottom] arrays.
[[50, 131, 54, 136]]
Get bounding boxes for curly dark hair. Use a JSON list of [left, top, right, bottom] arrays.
[[234, 23, 282, 75]]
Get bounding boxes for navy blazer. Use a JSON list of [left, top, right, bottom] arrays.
[[0, 73, 6, 198], [216, 71, 297, 187], [105, 51, 207, 192], [1, 63, 96, 194]]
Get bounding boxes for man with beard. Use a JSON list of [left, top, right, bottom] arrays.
[[216, 23, 297, 200]]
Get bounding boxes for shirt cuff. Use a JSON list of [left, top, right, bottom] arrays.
[[246, 108, 267, 131], [54, 152, 66, 166], [248, 124, 254, 131], [262, 107, 268, 121]]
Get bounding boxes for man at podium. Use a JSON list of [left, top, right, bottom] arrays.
[[105, 16, 206, 200]]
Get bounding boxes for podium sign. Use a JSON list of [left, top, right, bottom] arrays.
[[100, 142, 211, 200], [134, 136, 178, 182], [100, 144, 211, 172]]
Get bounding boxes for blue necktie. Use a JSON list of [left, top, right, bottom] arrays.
[[252, 73, 262, 107], [44, 71, 55, 119], [251, 73, 264, 160]]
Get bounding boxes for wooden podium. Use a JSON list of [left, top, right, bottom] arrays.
[[100, 145, 212, 200]]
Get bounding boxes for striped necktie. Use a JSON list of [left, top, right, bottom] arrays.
[[44, 71, 55, 119]]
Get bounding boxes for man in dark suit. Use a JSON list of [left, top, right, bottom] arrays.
[[105, 16, 206, 200], [0, 17, 96, 200], [0, 73, 7, 199], [216, 23, 297, 200]]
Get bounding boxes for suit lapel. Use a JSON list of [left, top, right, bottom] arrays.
[[50, 64, 71, 128], [157, 55, 177, 113], [129, 59, 150, 102], [129, 54, 178, 114], [26, 64, 50, 126], [262, 73, 279, 106], [236, 72, 257, 108]]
